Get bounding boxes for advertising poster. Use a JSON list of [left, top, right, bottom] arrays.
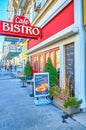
[[34, 73, 49, 97]]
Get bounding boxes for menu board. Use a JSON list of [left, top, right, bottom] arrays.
[[65, 43, 74, 96], [34, 73, 49, 97], [65, 43, 74, 81]]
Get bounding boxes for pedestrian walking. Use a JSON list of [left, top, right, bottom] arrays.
[[15, 65, 17, 72], [6, 65, 9, 71], [5, 64, 7, 71], [10, 64, 12, 72]]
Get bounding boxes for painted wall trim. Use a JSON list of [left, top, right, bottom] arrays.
[[26, 24, 79, 54], [36, 0, 72, 28]]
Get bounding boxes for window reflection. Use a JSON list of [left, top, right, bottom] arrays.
[[40, 54, 44, 72], [56, 50, 60, 71], [46, 53, 49, 63], [50, 51, 54, 66]]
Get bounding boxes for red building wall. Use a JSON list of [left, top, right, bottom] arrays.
[[27, 0, 74, 49]]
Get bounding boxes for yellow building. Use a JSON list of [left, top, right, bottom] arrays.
[[22, 40, 28, 60], [83, 0, 86, 25]]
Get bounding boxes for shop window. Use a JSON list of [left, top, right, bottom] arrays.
[[45, 52, 49, 63], [31, 56, 34, 68], [33, 56, 39, 73], [34, 0, 47, 11], [41, 0, 47, 8], [35, 56, 38, 70], [56, 50, 60, 72], [40, 54, 44, 72], [56, 50, 60, 85], [50, 51, 54, 66]]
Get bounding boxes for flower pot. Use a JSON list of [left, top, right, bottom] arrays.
[[53, 97, 80, 115]]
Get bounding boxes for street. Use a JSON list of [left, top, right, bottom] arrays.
[[0, 72, 86, 130]]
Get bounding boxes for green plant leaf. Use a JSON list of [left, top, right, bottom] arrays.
[[44, 58, 58, 86], [24, 60, 33, 76], [64, 97, 82, 108]]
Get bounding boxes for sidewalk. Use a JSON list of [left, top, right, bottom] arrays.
[[73, 112, 86, 128], [0, 76, 86, 130]]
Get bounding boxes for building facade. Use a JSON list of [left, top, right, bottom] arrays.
[[2, 0, 23, 67], [12, 0, 86, 110]]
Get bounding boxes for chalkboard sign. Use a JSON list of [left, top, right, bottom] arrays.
[[65, 43, 74, 80], [34, 73, 49, 97], [65, 43, 74, 96]]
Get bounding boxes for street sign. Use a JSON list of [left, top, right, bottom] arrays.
[[4, 37, 24, 42]]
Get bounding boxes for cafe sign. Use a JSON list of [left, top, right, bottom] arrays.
[[0, 16, 41, 39]]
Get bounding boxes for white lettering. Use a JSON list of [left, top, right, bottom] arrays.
[[21, 25, 26, 33], [2, 22, 10, 31], [2, 21, 40, 38], [32, 28, 40, 35], [10, 24, 13, 32], [15, 17, 19, 23], [26, 26, 32, 34], [15, 17, 29, 25], [14, 24, 20, 33], [23, 18, 29, 25]]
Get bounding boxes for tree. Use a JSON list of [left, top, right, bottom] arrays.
[[44, 57, 58, 86], [24, 60, 33, 78]]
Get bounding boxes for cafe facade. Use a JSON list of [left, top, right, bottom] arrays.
[[25, 0, 86, 110]]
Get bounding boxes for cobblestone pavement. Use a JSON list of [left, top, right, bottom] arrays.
[[0, 72, 86, 130]]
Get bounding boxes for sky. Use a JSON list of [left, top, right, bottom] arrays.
[[0, 0, 8, 51]]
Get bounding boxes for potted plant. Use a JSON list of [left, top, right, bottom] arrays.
[[48, 85, 70, 112], [48, 85, 61, 98], [20, 76, 26, 87], [24, 60, 33, 80], [44, 57, 58, 86], [63, 97, 82, 115], [48, 76, 82, 115]]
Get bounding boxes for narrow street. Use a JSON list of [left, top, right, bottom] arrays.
[[0, 72, 86, 130]]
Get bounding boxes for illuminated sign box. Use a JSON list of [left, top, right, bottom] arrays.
[[0, 16, 41, 39]]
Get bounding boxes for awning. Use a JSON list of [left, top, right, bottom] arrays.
[[4, 37, 24, 42], [5, 50, 21, 60]]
